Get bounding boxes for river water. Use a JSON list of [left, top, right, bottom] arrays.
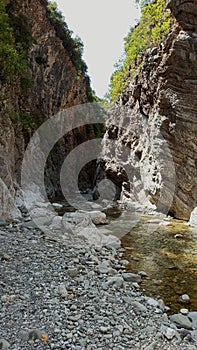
[[55, 199, 197, 314], [109, 210, 197, 314]]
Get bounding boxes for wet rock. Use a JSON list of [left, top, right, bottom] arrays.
[[180, 294, 191, 304], [120, 259, 129, 266], [138, 270, 147, 277]]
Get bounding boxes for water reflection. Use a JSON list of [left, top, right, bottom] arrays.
[[121, 215, 197, 314]]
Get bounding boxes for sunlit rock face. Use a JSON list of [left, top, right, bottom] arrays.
[[100, 0, 197, 220], [0, 0, 95, 218]]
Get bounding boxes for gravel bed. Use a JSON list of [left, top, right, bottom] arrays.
[[0, 221, 196, 350]]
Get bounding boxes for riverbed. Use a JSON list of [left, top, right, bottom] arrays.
[[117, 213, 197, 314], [55, 199, 197, 314]]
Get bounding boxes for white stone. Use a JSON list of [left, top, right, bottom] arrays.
[[180, 308, 189, 315], [162, 326, 176, 340], [146, 297, 159, 308], [50, 216, 63, 230], [52, 203, 63, 209], [189, 207, 197, 227], [88, 211, 107, 225]]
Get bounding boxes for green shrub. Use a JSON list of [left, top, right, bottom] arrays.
[[47, 2, 87, 74], [109, 0, 171, 102], [9, 110, 37, 129], [0, 0, 34, 84], [0, 0, 26, 81]]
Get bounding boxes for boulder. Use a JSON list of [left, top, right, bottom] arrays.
[[189, 207, 197, 227]]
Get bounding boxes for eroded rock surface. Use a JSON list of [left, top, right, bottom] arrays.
[[100, 0, 197, 220], [0, 0, 95, 218]]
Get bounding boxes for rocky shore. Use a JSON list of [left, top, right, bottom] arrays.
[[0, 212, 197, 350]]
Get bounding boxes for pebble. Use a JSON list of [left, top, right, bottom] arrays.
[[0, 222, 196, 350], [67, 268, 78, 278], [180, 294, 191, 304], [0, 252, 11, 261], [58, 283, 68, 298], [180, 308, 189, 315]]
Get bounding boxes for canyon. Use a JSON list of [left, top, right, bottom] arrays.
[[0, 0, 197, 224]]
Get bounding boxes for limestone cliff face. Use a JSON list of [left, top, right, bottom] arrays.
[[100, 0, 197, 220], [0, 0, 94, 218]]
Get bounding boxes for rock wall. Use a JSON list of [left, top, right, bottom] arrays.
[[0, 0, 95, 218], [100, 0, 197, 220]]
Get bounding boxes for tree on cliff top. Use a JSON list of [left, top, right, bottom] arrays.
[[109, 0, 171, 102], [47, 1, 88, 74]]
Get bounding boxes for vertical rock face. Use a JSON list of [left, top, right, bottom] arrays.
[[0, 0, 94, 218], [100, 0, 197, 219]]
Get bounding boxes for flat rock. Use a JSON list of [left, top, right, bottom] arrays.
[[106, 276, 124, 288], [170, 313, 193, 330], [122, 273, 142, 283], [88, 211, 107, 225], [0, 339, 10, 349], [129, 300, 147, 313], [188, 312, 197, 329]]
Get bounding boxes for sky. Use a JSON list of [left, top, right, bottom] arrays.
[[55, 0, 141, 98]]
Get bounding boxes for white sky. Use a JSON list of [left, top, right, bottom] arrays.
[[54, 0, 140, 98]]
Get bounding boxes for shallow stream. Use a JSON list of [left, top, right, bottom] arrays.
[[110, 211, 197, 314], [55, 199, 197, 314]]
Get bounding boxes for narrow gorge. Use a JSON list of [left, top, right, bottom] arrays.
[[0, 0, 197, 349]]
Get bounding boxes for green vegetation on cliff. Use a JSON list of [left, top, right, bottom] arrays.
[[47, 2, 97, 101], [0, 0, 31, 82], [109, 0, 171, 102], [47, 2, 88, 74]]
